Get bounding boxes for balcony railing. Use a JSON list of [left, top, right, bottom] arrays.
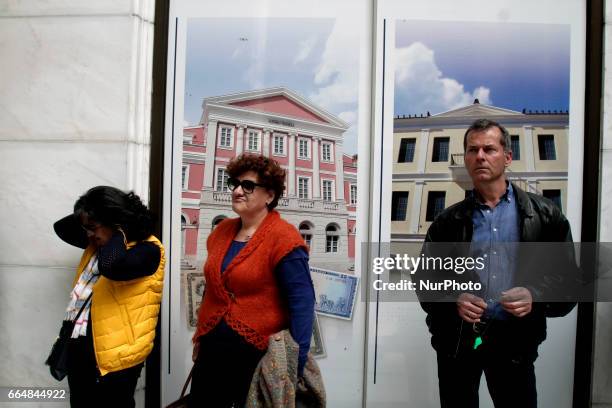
[[450, 153, 464, 166], [201, 190, 346, 213]]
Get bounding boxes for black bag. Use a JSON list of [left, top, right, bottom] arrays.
[[45, 294, 92, 381]]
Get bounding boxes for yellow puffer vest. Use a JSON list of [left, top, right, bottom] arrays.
[[72, 236, 165, 376]]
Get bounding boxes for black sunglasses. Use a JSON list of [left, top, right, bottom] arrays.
[[227, 177, 266, 194]]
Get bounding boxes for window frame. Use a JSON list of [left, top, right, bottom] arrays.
[[391, 191, 409, 221], [298, 137, 311, 160], [217, 125, 234, 149], [297, 176, 311, 199], [321, 141, 334, 163], [398, 137, 416, 163], [321, 179, 335, 202], [431, 137, 450, 162], [273, 133, 286, 156], [425, 191, 446, 221], [246, 129, 262, 152]]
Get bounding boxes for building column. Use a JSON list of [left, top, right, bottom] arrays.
[[523, 125, 536, 172], [204, 119, 218, 189], [236, 124, 245, 155], [312, 137, 321, 199], [288, 132, 297, 196], [263, 128, 272, 157], [410, 181, 425, 233], [417, 129, 430, 173], [335, 141, 345, 202]]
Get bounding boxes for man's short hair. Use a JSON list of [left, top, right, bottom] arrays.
[[463, 119, 512, 153]]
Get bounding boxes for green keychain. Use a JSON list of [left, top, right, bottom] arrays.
[[473, 336, 483, 350]]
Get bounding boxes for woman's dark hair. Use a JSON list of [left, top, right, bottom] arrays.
[[74, 186, 155, 241], [226, 154, 285, 210]]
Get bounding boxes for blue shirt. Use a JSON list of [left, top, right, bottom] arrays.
[[221, 241, 314, 375], [470, 183, 520, 320]]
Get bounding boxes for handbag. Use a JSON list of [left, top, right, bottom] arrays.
[[165, 365, 194, 408], [45, 293, 93, 381]]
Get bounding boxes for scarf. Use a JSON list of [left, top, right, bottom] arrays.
[[64, 254, 100, 338]]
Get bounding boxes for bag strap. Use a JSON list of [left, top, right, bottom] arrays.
[[180, 365, 194, 398], [71, 291, 93, 323]]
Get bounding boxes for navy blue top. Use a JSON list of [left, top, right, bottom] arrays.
[[471, 183, 520, 320], [220, 241, 315, 375]]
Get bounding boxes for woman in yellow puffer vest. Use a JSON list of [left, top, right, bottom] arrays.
[[53, 186, 165, 408]]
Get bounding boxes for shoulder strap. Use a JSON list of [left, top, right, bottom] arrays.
[[72, 292, 93, 323]]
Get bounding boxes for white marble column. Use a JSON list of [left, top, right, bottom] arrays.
[[335, 141, 345, 202], [417, 129, 430, 173], [236, 124, 245, 155], [288, 132, 297, 196], [263, 128, 271, 157], [410, 181, 425, 233], [312, 137, 321, 199], [523, 125, 536, 172], [204, 120, 218, 189], [0, 2, 155, 405]]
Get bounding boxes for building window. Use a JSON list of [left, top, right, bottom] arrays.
[[212, 215, 227, 229], [218, 126, 233, 148], [350, 184, 358, 205], [299, 222, 313, 248], [391, 191, 409, 221], [273, 134, 285, 155], [398, 138, 416, 163], [216, 168, 229, 192], [321, 142, 333, 162], [325, 224, 339, 253], [298, 138, 310, 159], [298, 177, 310, 199], [538, 135, 556, 160], [510, 135, 520, 160], [322, 180, 333, 202], [426, 191, 446, 221], [182, 165, 188, 189], [432, 137, 450, 162], [542, 189, 562, 210], [247, 130, 260, 151]]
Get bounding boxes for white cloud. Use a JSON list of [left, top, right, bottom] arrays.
[[395, 42, 491, 115], [294, 37, 317, 64], [338, 110, 357, 125], [309, 18, 359, 112]]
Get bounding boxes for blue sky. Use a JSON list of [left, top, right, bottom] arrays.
[[394, 20, 570, 116], [184, 18, 360, 154]]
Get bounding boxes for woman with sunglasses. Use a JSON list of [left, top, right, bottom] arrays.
[[189, 154, 315, 407], [52, 186, 165, 408]]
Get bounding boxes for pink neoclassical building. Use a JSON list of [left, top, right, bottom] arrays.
[[181, 87, 357, 272]]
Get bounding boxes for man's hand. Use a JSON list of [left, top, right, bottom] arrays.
[[500, 287, 532, 317], [456, 293, 487, 323]]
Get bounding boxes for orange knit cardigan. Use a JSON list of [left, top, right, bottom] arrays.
[[194, 210, 308, 350]]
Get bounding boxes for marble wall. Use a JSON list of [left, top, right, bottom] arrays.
[[593, 1, 612, 407], [0, 1, 155, 406]]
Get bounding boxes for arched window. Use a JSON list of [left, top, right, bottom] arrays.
[[325, 223, 340, 253], [299, 221, 314, 248], [181, 215, 187, 231], [211, 215, 227, 230]]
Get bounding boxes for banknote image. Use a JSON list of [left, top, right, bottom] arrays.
[[310, 313, 326, 359], [311, 267, 359, 320], [186, 272, 205, 328]]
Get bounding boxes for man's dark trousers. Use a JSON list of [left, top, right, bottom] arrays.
[[436, 320, 538, 408]]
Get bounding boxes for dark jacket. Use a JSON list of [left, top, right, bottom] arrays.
[[416, 182, 577, 356]]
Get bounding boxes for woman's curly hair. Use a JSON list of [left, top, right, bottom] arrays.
[[226, 154, 286, 209], [73, 186, 155, 241]]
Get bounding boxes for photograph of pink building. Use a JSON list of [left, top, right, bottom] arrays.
[[181, 87, 357, 272]]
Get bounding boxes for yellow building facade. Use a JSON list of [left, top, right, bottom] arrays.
[[391, 101, 569, 242]]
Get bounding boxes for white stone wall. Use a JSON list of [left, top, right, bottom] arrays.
[[0, 1, 155, 406], [594, 1, 612, 406]]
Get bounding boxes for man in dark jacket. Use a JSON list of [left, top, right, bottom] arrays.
[[416, 119, 576, 408]]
